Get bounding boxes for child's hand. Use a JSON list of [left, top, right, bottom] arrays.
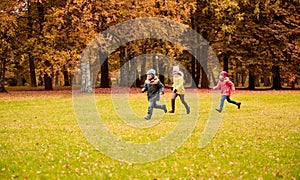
[[141, 88, 146, 93], [160, 91, 164, 95]]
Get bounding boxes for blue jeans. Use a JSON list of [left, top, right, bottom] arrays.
[[147, 101, 164, 118], [220, 95, 237, 110]]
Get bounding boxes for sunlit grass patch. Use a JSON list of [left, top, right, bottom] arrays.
[[0, 90, 299, 179]]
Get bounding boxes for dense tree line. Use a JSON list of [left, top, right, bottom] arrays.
[[0, 0, 299, 92]]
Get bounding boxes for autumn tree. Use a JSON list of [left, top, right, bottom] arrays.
[[226, 0, 300, 89], [192, 0, 244, 88], [2, 0, 299, 91], [0, 0, 20, 92]]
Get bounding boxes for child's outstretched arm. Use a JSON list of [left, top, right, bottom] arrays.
[[213, 81, 221, 90], [141, 83, 148, 93]]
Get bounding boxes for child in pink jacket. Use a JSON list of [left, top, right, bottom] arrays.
[[213, 71, 241, 113]]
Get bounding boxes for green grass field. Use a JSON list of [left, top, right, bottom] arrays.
[[0, 89, 299, 179]]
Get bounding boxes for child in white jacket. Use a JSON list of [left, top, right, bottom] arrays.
[[169, 66, 190, 114]]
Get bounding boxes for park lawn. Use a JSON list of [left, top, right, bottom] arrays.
[[0, 90, 299, 179]]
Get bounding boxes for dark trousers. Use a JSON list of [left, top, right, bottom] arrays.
[[171, 93, 189, 112]]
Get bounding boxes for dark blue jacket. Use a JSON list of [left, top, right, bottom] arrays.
[[143, 76, 164, 102]]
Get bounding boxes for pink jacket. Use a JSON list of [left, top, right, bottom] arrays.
[[213, 77, 235, 96]]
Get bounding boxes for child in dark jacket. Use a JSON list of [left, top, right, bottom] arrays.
[[213, 71, 241, 113], [142, 69, 167, 120]]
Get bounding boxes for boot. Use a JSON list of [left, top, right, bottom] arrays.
[[169, 99, 175, 113], [216, 108, 222, 113], [162, 105, 167, 113], [237, 102, 241, 109], [186, 106, 190, 114], [169, 110, 174, 113]]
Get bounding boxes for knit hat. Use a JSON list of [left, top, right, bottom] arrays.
[[220, 71, 228, 77], [173, 66, 180, 73], [146, 69, 156, 76]]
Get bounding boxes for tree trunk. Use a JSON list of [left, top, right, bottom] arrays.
[[44, 73, 53, 90], [129, 57, 138, 87], [120, 47, 129, 87], [140, 56, 146, 85], [248, 65, 255, 90], [223, 54, 229, 72], [210, 72, 217, 85], [291, 76, 296, 89], [55, 70, 59, 87], [152, 55, 158, 72], [29, 57, 37, 87], [242, 72, 246, 87], [263, 74, 270, 86], [100, 52, 110, 88], [195, 60, 201, 88], [194, 36, 201, 88], [255, 77, 260, 87], [38, 75, 43, 86], [235, 72, 239, 86], [135, 69, 141, 87], [271, 65, 281, 90], [158, 57, 165, 85], [0, 81, 7, 92], [201, 66, 209, 88], [36, 2, 44, 32], [200, 44, 209, 88], [190, 56, 197, 88], [190, 14, 198, 88], [80, 60, 92, 93], [15, 63, 23, 86], [291, 81, 295, 89], [167, 66, 172, 86], [27, 2, 37, 87], [0, 59, 8, 92], [63, 69, 70, 86], [17, 74, 23, 86]]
